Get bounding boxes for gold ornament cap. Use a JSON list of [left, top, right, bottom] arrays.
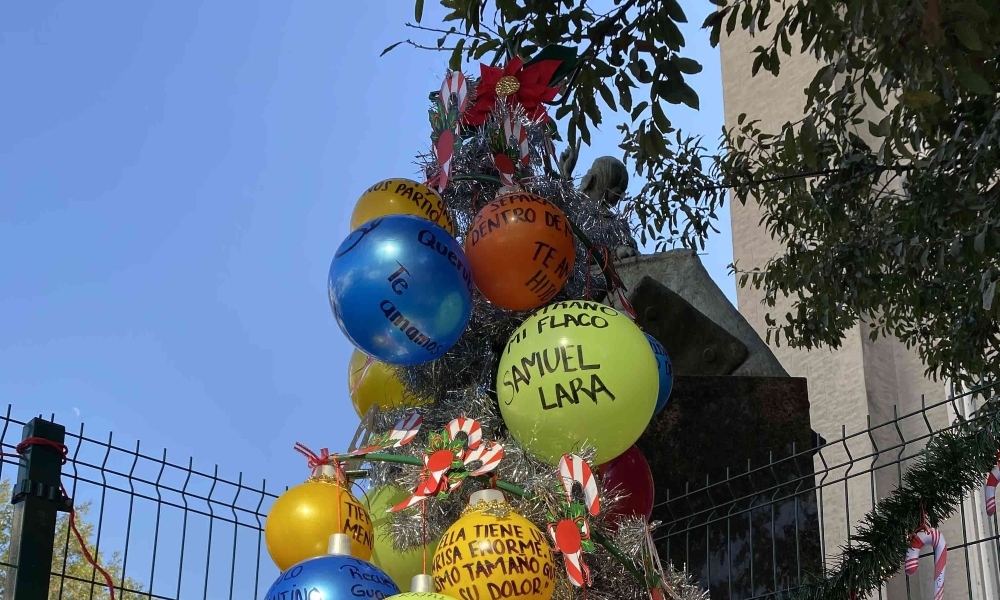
[[328, 533, 352, 556], [469, 489, 506, 506], [313, 463, 338, 478], [496, 185, 522, 197], [410, 574, 435, 593], [495, 75, 521, 97]]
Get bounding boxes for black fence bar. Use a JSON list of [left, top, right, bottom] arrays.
[[4, 418, 71, 600]]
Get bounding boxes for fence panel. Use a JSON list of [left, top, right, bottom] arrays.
[[0, 408, 281, 600], [2, 387, 998, 600], [653, 386, 1000, 600]]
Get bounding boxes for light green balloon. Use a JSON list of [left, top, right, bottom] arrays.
[[496, 300, 659, 465], [363, 486, 439, 590]]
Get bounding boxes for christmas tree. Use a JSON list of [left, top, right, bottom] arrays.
[[264, 47, 707, 600]]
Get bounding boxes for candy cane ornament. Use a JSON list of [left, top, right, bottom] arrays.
[[548, 454, 601, 587], [349, 413, 422, 455], [558, 454, 601, 515], [441, 71, 469, 116], [984, 453, 1000, 516], [430, 71, 469, 192], [447, 416, 483, 450], [463, 442, 504, 476], [904, 527, 946, 600], [391, 417, 503, 512], [493, 115, 530, 187], [502, 115, 530, 168]]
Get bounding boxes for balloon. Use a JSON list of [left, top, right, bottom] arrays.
[[352, 178, 456, 236], [263, 554, 400, 600], [433, 492, 556, 600], [644, 333, 674, 415], [598, 445, 655, 526], [365, 486, 439, 589], [465, 191, 576, 311], [328, 215, 474, 366], [349, 350, 430, 418], [496, 300, 659, 465], [265, 477, 374, 570]]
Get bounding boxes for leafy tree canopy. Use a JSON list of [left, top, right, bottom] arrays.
[[398, 0, 1000, 384], [0, 479, 144, 599]]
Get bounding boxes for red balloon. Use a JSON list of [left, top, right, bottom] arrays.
[[599, 445, 655, 526]]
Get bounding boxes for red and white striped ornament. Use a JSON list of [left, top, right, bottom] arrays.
[[430, 71, 469, 192], [904, 527, 946, 600], [494, 114, 530, 187], [390, 416, 504, 512], [447, 415, 482, 449], [548, 454, 601, 587], [558, 453, 601, 515], [463, 442, 504, 476], [441, 71, 469, 115], [349, 413, 422, 455], [984, 452, 1000, 516]]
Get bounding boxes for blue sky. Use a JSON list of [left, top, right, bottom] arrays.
[[1, 0, 729, 593]]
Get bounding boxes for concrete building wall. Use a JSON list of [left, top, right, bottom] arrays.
[[718, 11, 990, 599]]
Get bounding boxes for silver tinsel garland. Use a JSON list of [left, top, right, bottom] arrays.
[[352, 91, 706, 600]]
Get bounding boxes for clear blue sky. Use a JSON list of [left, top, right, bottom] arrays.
[[1, 0, 729, 517]]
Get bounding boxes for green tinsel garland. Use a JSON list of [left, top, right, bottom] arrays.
[[777, 384, 1000, 599]]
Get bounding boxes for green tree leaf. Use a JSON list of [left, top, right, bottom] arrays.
[[899, 90, 941, 108], [863, 77, 884, 110], [380, 41, 404, 57], [670, 56, 703, 75], [598, 81, 617, 110], [958, 67, 994, 94], [953, 21, 983, 51], [449, 38, 466, 71]]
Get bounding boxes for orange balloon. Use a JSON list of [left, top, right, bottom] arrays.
[[465, 191, 576, 310]]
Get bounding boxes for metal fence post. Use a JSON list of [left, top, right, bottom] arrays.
[[4, 418, 72, 600]]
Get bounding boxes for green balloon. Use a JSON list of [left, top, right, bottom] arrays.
[[363, 486, 438, 590], [497, 301, 659, 465]]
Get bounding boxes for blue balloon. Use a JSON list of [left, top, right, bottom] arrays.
[[328, 215, 474, 366], [645, 333, 673, 415], [264, 554, 400, 600]]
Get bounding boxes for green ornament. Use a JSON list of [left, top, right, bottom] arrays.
[[364, 486, 439, 590]]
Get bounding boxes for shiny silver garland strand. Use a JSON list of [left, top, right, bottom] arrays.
[[359, 98, 705, 600]]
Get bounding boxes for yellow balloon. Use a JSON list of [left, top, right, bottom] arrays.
[[365, 486, 439, 589], [433, 493, 556, 600], [349, 349, 430, 418], [496, 300, 659, 465], [264, 477, 373, 570], [351, 178, 456, 235]]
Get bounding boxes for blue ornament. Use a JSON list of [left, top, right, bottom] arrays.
[[328, 215, 474, 366], [264, 554, 401, 600], [645, 333, 673, 415]]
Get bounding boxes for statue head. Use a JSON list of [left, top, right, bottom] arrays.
[[580, 156, 629, 207]]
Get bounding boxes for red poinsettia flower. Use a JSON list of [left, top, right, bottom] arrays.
[[463, 57, 562, 126]]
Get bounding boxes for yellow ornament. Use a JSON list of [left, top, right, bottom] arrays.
[[366, 485, 439, 589], [264, 470, 374, 570], [433, 491, 556, 600], [349, 349, 429, 418], [351, 178, 456, 235]]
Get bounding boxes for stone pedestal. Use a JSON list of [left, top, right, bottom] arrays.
[[638, 375, 822, 599]]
